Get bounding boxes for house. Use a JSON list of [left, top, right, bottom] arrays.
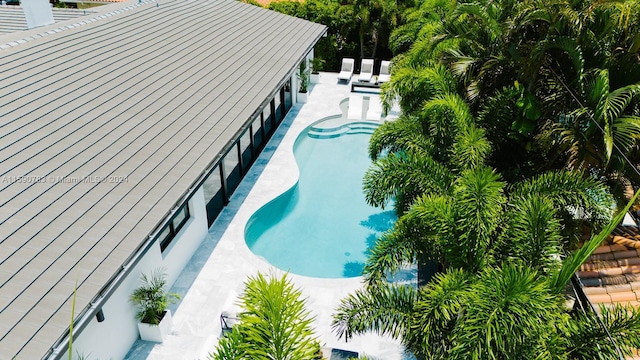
[[0, 0, 326, 358]]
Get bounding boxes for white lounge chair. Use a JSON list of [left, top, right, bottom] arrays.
[[338, 58, 355, 82], [358, 58, 374, 82], [377, 60, 391, 83]]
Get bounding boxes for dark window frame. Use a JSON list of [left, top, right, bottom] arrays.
[[159, 203, 191, 252]]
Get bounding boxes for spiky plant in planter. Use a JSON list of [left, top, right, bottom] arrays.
[[130, 269, 180, 325], [297, 60, 310, 93]]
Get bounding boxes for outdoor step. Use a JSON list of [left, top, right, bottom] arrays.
[[309, 124, 350, 133], [307, 127, 349, 139]]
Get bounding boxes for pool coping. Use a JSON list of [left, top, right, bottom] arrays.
[[245, 114, 384, 279]]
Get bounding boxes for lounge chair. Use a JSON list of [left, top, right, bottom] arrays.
[[358, 58, 374, 82], [337, 58, 355, 82], [377, 60, 391, 83], [220, 311, 240, 332]]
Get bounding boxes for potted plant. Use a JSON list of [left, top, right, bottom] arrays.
[[130, 269, 180, 342], [309, 57, 324, 84], [297, 60, 310, 103]]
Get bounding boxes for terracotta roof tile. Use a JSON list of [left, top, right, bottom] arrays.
[[579, 225, 640, 312]]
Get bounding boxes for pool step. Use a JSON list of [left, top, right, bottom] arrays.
[[308, 122, 378, 139]]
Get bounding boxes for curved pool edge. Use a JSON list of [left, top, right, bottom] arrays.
[[243, 113, 384, 279]]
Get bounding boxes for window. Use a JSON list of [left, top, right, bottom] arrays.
[[284, 78, 292, 113], [159, 203, 191, 252], [223, 145, 241, 195], [240, 130, 253, 174], [274, 91, 282, 122], [263, 106, 273, 136], [203, 165, 225, 226], [252, 114, 264, 150]]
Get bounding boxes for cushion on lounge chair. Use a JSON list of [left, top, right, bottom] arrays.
[[377, 60, 391, 83], [338, 58, 355, 82], [220, 311, 240, 331], [358, 58, 374, 82]]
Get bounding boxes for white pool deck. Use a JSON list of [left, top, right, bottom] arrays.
[[125, 73, 411, 359]]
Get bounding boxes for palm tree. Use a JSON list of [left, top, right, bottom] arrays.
[[364, 92, 490, 215], [333, 194, 640, 359], [382, 0, 640, 200], [542, 69, 640, 204], [210, 272, 319, 360], [363, 167, 612, 284]]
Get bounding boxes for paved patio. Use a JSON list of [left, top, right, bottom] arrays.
[[125, 72, 412, 360]]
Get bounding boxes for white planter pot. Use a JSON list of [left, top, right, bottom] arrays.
[[298, 91, 308, 104], [310, 73, 320, 84], [138, 310, 173, 343]]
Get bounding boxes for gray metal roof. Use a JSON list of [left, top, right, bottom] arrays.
[[0, 0, 326, 357], [0, 6, 96, 35]]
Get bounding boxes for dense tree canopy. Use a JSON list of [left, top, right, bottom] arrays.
[[262, 0, 415, 71], [330, 0, 640, 358], [382, 0, 640, 198]]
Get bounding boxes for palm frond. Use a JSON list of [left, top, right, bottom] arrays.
[[500, 196, 563, 271], [450, 125, 492, 171], [549, 189, 639, 294], [368, 115, 432, 160], [421, 93, 475, 142], [363, 151, 453, 212], [237, 272, 318, 360], [408, 269, 472, 357], [567, 304, 640, 359], [612, 116, 640, 155], [332, 285, 418, 341], [451, 167, 505, 270], [364, 194, 455, 285], [449, 264, 565, 360], [511, 170, 614, 224]]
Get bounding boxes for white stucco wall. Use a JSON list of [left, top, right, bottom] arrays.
[[72, 188, 208, 360], [161, 187, 209, 287]]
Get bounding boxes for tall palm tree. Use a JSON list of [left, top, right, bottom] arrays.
[[364, 92, 490, 215], [211, 272, 319, 360], [333, 194, 640, 359], [363, 168, 612, 284]]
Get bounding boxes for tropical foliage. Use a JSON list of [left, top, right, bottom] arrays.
[[364, 167, 613, 284], [263, 0, 414, 71], [333, 195, 640, 359], [211, 272, 320, 360], [331, 0, 640, 357], [381, 0, 640, 195]]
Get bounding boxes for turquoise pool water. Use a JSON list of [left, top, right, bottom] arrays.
[[245, 119, 396, 278]]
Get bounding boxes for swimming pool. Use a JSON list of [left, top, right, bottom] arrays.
[[244, 118, 396, 278]]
